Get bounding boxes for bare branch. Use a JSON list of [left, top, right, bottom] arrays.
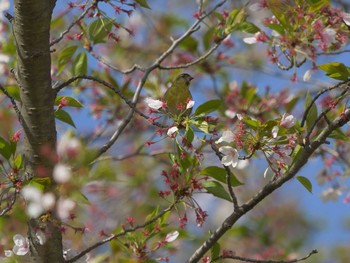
[[213, 249, 318, 263], [50, 0, 98, 46], [159, 43, 221, 70], [53, 74, 166, 128], [66, 204, 175, 263], [187, 108, 350, 262]]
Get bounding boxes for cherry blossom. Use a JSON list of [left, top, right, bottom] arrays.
[[215, 130, 234, 144], [53, 163, 72, 184], [186, 100, 195, 110], [167, 126, 178, 137], [144, 97, 163, 110], [280, 113, 296, 129], [219, 146, 239, 168], [164, 230, 179, 243], [12, 234, 29, 256]]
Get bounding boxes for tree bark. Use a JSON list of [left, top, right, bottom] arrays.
[[13, 0, 64, 262]]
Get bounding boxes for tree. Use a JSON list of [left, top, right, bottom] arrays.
[[0, 0, 349, 262]]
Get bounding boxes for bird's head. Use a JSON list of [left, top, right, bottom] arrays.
[[174, 73, 194, 86]]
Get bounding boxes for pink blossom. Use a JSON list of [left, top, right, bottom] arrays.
[[280, 113, 296, 128]]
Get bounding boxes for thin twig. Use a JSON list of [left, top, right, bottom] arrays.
[[66, 204, 175, 263], [211, 142, 239, 209], [50, 0, 98, 46], [212, 249, 318, 263], [300, 80, 349, 127], [53, 74, 166, 128]]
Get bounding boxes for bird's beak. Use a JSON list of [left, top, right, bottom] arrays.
[[189, 76, 194, 81]]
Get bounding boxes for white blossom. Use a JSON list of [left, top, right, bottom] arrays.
[[303, 69, 313, 82], [53, 163, 71, 184], [186, 100, 195, 109], [165, 230, 179, 243], [215, 130, 234, 144], [4, 250, 13, 257], [343, 13, 350, 26], [144, 97, 163, 110], [167, 126, 178, 137], [219, 146, 239, 168], [12, 234, 29, 256], [57, 198, 76, 220], [225, 109, 236, 119], [57, 133, 81, 159], [272, 126, 279, 138], [280, 113, 296, 128]]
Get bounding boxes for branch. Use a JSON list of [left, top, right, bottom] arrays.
[[50, 0, 98, 46], [211, 142, 239, 209], [213, 249, 318, 263], [85, 46, 146, 74], [94, 0, 227, 159], [66, 204, 175, 263], [301, 80, 349, 127], [159, 43, 221, 70], [53, 74, 166, 128], [186, 108, 350, 262]]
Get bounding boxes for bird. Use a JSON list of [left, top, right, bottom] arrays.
[[163, 73, 194, 120]]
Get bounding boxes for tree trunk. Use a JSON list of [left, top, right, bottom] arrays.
[[13, 0, 64, 262]]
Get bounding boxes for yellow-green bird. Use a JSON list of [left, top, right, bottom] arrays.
[[163, 73, 194, 119]]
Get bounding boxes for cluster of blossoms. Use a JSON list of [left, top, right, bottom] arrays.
[[216, 113, 297, 176], [244, 1, 350, 81]]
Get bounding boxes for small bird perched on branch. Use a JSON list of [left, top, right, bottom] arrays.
[[163, 73, 194, 119]]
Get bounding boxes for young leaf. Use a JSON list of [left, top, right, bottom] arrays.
[[211, 242, 221, 260], [296, 176, 312, 193], [304, 92, 318, 131], [73, 52, 88, 76], [55, 109, 76, 128], [318, 62, 350, 81], [58, 45, 78, 73], [5, 86, 21, 101], [202, 181, 232, 202], [55, 96, 84, 108], [237, 21, 260, 33], [89, 18, 114, 44], [135, 0, 151, 9], [0, 136, 13, 160], [194, 100, 221, 116], [200, 166, 242, 186]]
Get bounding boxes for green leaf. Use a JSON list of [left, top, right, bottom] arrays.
[[329, 128, 350, 141], [296, 176, 312, 193], [0, 136, 14, 160], [196, 121, 209, 134], [242, 117, 261, 129], [55, 109, 76, 128], [5, 86, 21, 101], [211, 242, 221, 260], [13, 154, 23, 169], [202, 181, 232, 202], [318, 62, 350, 81], [304, 92, 318, 130], [88, 18, 114, 44], [194, 100, 221, 116], [267, 0, 291, 30], [179, 36, 198, 52], [185, 127, 195, 144], [307, 0, 330, 12], [30, 177, 52, 190], [73, 52, 88, 75], [55, 96, 84, 108], [135, 0, 151, 9], [58, 45, 78, 73], [200, 166, 242, 186], [237, 21, 260, 33]]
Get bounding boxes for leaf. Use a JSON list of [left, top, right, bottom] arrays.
[[194, 100, 221, 116], [202, 181, 232, 202], [307, 0, 330, 12], [55, 109, 76, 128], [200, 166, 242, 186], [5, 86, 21, 101], [242, 117, 261, 129], [135, 0, 151, 9], [73, 52, 88, 75], [196, 121, 209, 134], [88, 18, 114, 44], [30, 177, 52, 190], [296, 176, 312, 193], [329, 128, 350, 141], [304, 92, 318, 131], [237, 21, 260, 33], [179, 36, 198, 52], [13, 154, 23, 169], [0, 136, 14, 160], [211, 242, 221, 261], [185, 127, 194, 144], [58, 45, 78, 73], [318, 62, 350, 81], [55, 96, 84, 108]]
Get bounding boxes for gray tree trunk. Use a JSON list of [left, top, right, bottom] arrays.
[[13, 0, 64, 262]]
